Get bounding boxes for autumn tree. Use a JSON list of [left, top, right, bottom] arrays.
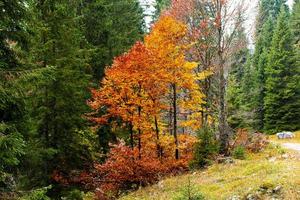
[[166, 0, 247, 153]]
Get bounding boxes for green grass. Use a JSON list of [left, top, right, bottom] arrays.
[[120, 144, 300, 200]]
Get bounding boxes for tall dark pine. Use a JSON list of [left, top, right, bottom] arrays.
[[255, 0, 287, 36], [25, 0, 93, 187], [82, 0, 144, 80], [251, 0, 286, 131], [0, 0, 27, 188], [264, 6, 300, 133]]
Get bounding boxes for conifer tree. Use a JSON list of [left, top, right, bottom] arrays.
[[251, 0, 286, 130], [82, 0, 144, 80], [24, 0, 94, 187], [0, 0, 28, 188], [264, 6, 300, 133]]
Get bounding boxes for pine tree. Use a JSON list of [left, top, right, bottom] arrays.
[[23, 0, 94, 188], [0, 0, 28, 189], [251, 0, 286, 131], [82, 0, 144, 80], [255, 0, 287, 36], [154, 0, 171, 19], [264, 6, 300, 133], [226, 13, 249, 129]]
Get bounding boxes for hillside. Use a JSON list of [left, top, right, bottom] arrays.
[[121, 139, 300, 200]]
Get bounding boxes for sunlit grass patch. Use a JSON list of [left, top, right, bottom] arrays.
[[120, 145, 300, 200]]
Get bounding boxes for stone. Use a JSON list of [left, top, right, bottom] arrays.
[[228, 195, 241, 200], [276, 131, 294, 139], [272, 185, 282, 194]]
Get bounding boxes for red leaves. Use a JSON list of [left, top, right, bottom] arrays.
[[91, 142, 191, 199]]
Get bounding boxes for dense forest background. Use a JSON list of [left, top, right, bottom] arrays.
[[0, 0, 299, 199]]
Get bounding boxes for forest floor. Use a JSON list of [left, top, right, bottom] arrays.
[[120, 132, 300, 200]]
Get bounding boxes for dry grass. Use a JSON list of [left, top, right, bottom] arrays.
[[120, 144, 300, 200]]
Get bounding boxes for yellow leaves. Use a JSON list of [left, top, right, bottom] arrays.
[[184, 62, 198, 70], [196, 69, 214, 80]]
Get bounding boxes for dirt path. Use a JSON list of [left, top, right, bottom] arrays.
[[281, 143, 300, 152]]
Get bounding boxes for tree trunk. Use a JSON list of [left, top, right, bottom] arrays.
[[138, 106, 142, 159], [172, 84, 179, 160], [217, 0, 228, 154], [129, 123, 134, 150], [154, 116, 162, 160]]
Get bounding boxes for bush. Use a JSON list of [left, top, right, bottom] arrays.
[[190, 126, 219, 169], [173, 178, 205, 200], [232, 146, 246, 160], [62, 189, 84, 200], [68, 142, 191, 199], [230, 129, 269, 153], [19, 186, 51, 200]]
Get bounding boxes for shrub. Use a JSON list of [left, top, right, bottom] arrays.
[[77, 142, 191, 199], [173, 178, 205, 200], [232, 146, 246, 160], [230, 129, 269, 153], [62, 189, 84, 200], [19, 186, 51, 200], [190, 126, 219, 169]]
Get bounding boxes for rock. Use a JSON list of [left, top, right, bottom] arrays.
[[246, 193, 261, 200], [157, 181, 164, 189], [272, 185, 282, 194], [217, 157, 234, 164], [268, 157, 276, 162], [282, 154, 289, 159], [276, 131, 294, 139], [228, 195, 241, 200]]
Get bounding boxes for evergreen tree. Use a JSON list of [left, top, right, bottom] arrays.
[[264, 6, 300, 133], [154, 0, 171, 19], [82, 0, 144, 80], [23, 0, 94, 188], [255, 0, 287, 36], [226, 14, 249, 129], [251, 0, 286, 131], [0, 0, 28, 190]]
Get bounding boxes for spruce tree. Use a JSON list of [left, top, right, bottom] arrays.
[[251, 0, 286, 131], [0, 0, 28, 190], [82, 0, 144, 80], [264, 6, 300, 133], [226, 13, 249, 129], [24, 0, 94, 188]]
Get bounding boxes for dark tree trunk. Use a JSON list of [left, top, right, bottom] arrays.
[[129, 123, 134, 150], [138, 106, 142, 159], [172, 84, 179, 160], [154, 116, 162, 160]]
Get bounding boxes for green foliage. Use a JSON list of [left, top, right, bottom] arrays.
[[0, 123, 25, 171], [155, 0, 171, 19], [190, 127, 219, 169], [245, 0, 287, 131], [232, 146, 246, 160], [82, 0, 145, 80], [173, 178, 205, 200], [19, 186, 51, 200], [62, 189, 84, 200], [264, 6, 300, 133]]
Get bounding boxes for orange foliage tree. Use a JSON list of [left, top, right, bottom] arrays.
[[89, 15, 205, 161]]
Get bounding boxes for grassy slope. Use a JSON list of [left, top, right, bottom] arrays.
[[120, 143, 300, 200]]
